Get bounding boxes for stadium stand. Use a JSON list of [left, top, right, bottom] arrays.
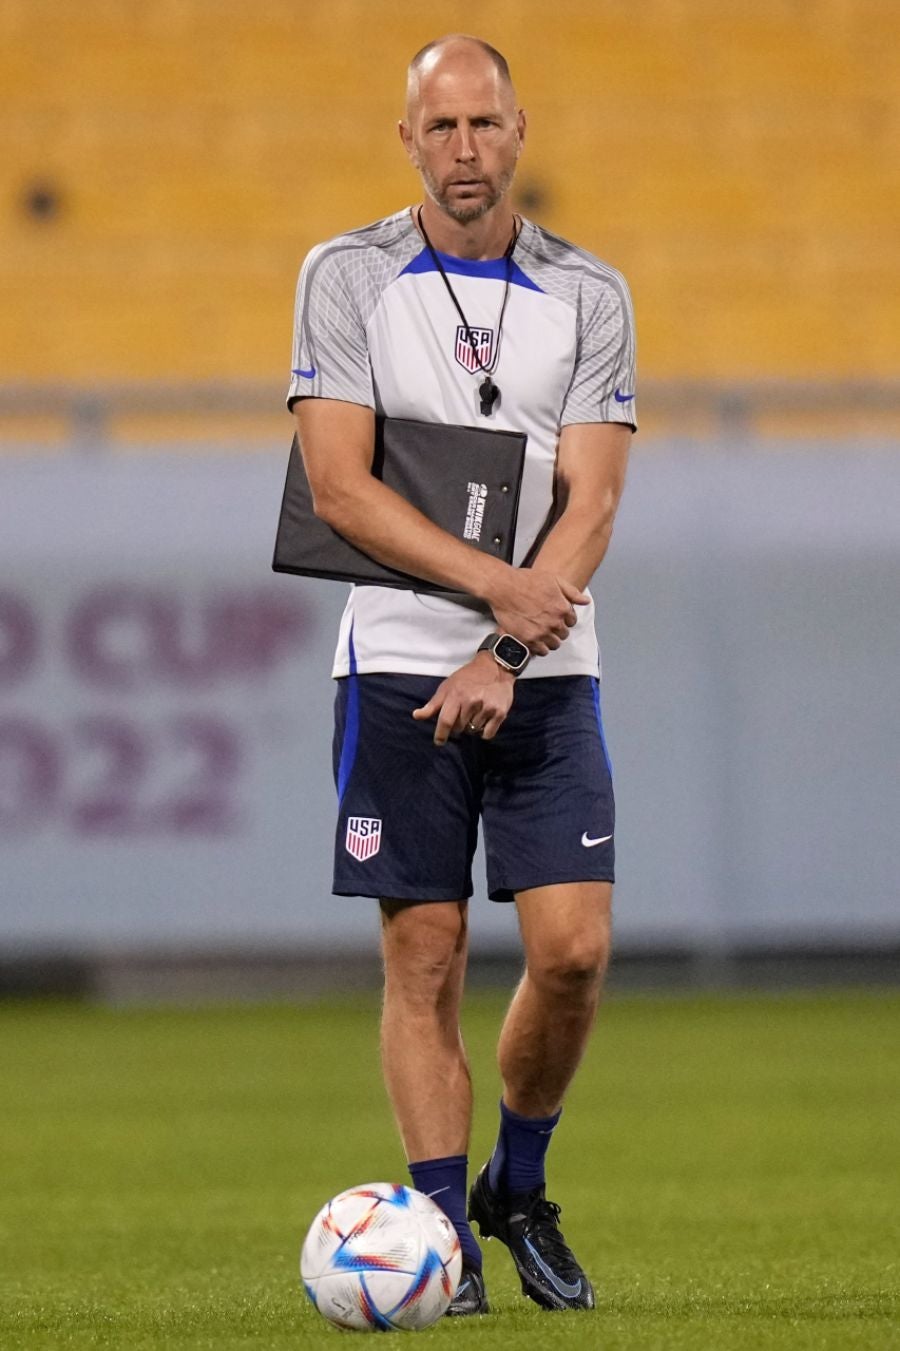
[[0, 0, 897, 443]]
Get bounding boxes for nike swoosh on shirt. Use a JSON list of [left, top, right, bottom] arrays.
[[292, 366, 317, 378], [614, 389, 635, 403], [581, 832, 613, 847]]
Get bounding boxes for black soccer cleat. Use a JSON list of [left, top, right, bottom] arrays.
[[444, 1261, 489, 1316], [468, 1165, 595, 1311]]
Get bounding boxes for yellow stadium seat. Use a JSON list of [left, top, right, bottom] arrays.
[[0, 0, 897, 414]]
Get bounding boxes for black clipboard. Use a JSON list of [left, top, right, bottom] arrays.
[[272, 416, 526, 592]]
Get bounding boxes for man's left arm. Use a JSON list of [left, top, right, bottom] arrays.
[[528, 421, 631, 589], [412, 422, 630, 744]]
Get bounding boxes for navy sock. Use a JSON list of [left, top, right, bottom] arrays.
[[487, 1099, 562, 1196], [409, 1154, 482, 1272]]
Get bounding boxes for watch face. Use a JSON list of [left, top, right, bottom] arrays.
[[495, 635, 529, 670]]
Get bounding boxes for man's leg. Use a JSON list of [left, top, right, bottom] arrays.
[[499, 880, 611, 1118], [380, 898, 471, 1161], [469, 881, 611, 1311], [380, 898, 487, 1313]]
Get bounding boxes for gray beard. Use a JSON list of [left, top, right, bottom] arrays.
[[421, 164, 516, 225]]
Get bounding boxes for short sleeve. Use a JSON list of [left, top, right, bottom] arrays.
[[560, 273, 637, 429], [286, 244, 375, 410]]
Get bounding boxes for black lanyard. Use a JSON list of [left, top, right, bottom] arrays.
[[416, 207, 518, 417]]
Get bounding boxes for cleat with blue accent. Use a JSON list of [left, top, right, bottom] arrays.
[[444, 1262, 489, 1316], [468, 1166, 594, 1311]]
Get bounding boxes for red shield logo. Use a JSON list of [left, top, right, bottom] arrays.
[[345, 816, 382, 862], [455, 326, 494, 374]]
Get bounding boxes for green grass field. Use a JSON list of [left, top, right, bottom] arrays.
[[1, 990, 898, 1349]]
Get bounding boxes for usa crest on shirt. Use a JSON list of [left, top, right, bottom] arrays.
[[455, 325, 494, 373], [345, 816, 382, 861]]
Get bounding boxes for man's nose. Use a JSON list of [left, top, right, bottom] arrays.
[[454, 125, 476, 161]]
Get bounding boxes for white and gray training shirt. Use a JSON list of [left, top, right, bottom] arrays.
[[287, 208, 637, 680]]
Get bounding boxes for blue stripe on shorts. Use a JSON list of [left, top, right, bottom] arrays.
[[336, 624, 360, 804]]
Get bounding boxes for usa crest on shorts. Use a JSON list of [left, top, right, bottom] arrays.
[[455, 326, 494, 373], [345, 816, 382, 861]]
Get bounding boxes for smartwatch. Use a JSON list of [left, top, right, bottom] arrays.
[[477, 632, 530, 675]]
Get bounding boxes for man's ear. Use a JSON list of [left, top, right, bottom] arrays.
[[398, 120, 418, 166], [516, 108, 527, 156]]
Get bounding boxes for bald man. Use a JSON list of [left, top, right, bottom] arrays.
[[287, 35, 637, 1316]]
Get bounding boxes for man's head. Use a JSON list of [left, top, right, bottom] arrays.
[[400, 35, 525, 226]]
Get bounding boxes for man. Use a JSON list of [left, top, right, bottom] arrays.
[[287, 35, 635, 1315]]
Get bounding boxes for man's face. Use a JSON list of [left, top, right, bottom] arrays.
[[401, 53, 525, 225]]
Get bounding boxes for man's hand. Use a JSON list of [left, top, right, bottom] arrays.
[[482, 568, 590, 657], [412, 652, 516, 746]]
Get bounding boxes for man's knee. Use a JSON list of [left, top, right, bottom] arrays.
[[380, 899, 468, 1004], [516, 882, 612, 999], [523, 900, 611, 998], [526, 930, 610, 999]]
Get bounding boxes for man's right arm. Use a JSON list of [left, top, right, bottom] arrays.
[[295, 397, 587, 654]]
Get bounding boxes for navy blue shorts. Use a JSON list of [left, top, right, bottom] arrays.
[[332, 674, 615, 902]]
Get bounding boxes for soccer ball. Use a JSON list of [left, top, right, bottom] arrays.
[[300, 1182, 462, 1332]]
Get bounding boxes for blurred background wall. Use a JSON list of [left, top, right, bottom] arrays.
[[1, 0, 898, 996]]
